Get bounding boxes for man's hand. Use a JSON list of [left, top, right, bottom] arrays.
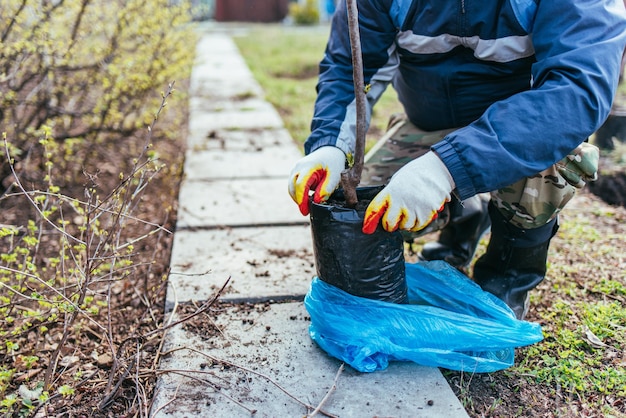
[[362, 151, 455, 234], [288, 146, 346, 215]]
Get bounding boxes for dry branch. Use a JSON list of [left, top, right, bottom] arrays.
[[307, 363, 344, 417]]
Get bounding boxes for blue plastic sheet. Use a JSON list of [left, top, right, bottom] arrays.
[[304, 260, 544, 373]]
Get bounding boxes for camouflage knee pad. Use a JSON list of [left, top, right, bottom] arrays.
[[491, 142, 599, 229]]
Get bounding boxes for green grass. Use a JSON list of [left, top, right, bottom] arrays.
[[515, 214, 626, 414], [232, 24, 403, 154]]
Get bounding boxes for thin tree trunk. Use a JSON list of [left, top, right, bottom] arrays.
[[340, 0, 366, 207]]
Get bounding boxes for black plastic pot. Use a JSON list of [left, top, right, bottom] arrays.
[[309, 186, 408, 304]]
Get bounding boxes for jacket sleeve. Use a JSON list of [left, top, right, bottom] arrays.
[[433, 0, 626, 200], [303, 0, 399, 158]]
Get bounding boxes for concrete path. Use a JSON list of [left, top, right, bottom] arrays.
[[151, 24, 469, 418]]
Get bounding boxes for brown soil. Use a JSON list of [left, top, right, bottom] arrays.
[[588, 156, 626, 207], [274, 64, 319, 80]]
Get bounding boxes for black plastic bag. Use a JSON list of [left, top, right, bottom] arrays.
[[309, 186, 407, 304]]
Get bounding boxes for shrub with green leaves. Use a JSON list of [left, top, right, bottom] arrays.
[[0, 0, 195, 187], [289, 0, 320, 25], [0, 97, 180, 417], [0, 1, 196, 415]]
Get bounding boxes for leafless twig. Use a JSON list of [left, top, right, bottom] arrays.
[[307, 363, 344, 417], [159, 369, 258, 414], [98, 277, 231, 410], [149, 383, 181, 418], [150, 276, 230, 338], [160, 346, 338, 418], [2, 138, 85, 244]]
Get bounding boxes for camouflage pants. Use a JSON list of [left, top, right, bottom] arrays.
[[361, 115, 600, 230]]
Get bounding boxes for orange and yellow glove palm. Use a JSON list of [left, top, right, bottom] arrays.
[[288, 146, 346, 215], [363, 151, 455, 234]]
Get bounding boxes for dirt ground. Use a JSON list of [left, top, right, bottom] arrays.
[[443, 186, 626, 417]]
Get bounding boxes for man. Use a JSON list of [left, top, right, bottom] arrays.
[[288, 0, 626, 319]]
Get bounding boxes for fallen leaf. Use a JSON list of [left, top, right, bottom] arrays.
[[584, 326, 609, 349]]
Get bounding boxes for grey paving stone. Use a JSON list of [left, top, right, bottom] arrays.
[[189, 96, 273, 113], [190, 60, 258, 89], [176, 178, 305, 228], [167, 225, 315, 305], [190, 35, 263, 100], [191, 75, 263, 100], [195, 30, 243, 56], [151, 302, 469, 418], [184, 147, 301, 180], [188, 126, 298, 152], [192, 56, 254, 84], [185, 131, 302, 180], [187, 97, 284, 132]]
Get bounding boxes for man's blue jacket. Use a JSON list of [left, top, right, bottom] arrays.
[[304, 0, 626, 200]]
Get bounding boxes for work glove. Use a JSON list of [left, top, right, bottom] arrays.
[[288, 146, 346, 216], [363, 151, 455, 234]]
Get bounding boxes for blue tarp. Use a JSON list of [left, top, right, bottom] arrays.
[[304, 260, 544, 373]]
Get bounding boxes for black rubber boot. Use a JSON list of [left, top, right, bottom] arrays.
[[473, 203, 559, 320], [418, 194, 491, 269]]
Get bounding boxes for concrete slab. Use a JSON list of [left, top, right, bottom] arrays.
[[190, 35, 263, 100], [152, 301, 469, 418], [192, 56, 255, 84], [190, 74, 263, 100], [188, 97, 284, 132], [176, 178, 305, 228], [190, 58, 258, 84], [189, 96, 278, 113], [185, 130, 302, 180], [184, 147, 301, 181], [167, 225, 315, 304], [195, 31, 244, 56], [188, 126, 298, 152]]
